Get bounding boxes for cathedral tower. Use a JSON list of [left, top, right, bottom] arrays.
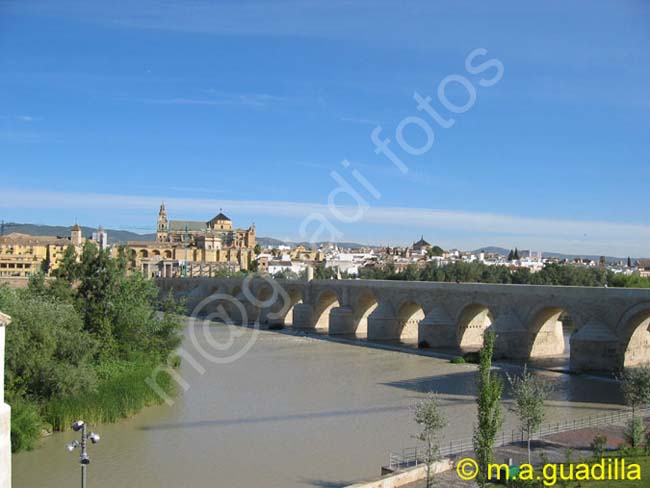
[[157, 202, 168, 242]]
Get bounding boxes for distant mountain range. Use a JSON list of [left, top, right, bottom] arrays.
[[471, 246, 637, 263], [0, 222, 157, 244], [0, 222, 369, 249], [1, 222, 640, 261]]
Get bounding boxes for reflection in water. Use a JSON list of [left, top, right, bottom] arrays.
[[13, 324, 624, 488]]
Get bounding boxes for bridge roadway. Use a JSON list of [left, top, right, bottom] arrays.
[[158, 277, 650, 372]]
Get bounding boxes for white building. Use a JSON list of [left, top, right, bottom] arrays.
[[92, 226, 109, 250]]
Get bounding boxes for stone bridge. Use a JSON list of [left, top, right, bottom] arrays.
[[158, 277, 650, 373]]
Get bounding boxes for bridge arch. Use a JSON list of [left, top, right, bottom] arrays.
[[268, 288, 303, 327], [353, 292, 379, 336], [456, 303, 493, 349], [618, 302, 650, 368], [313, 289, 341, 331], [396, 300, 425, 341], [526, 305, 571, 358]]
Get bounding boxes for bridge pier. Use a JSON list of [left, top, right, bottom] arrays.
[[418, 306, 456, 348], [367, 303, 400, 340], [491, 311, 530, 359], [329, 306, 356, 335], [292, 303, 316, 330], [570, 320, 619, 372]]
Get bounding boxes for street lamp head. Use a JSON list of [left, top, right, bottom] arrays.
[[80, 453, 91, 465], [71, 420, 85, 432], [66, 440, 79, 452], [88, 432, 100, 444]]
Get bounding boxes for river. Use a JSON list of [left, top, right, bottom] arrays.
[[13, 321, 625, 488]]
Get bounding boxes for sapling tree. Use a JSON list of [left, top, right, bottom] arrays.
[[413, 393, 447, 488], [507, 365, 553, 464], [472, 331, 503, 487], [620, 365, 650, 448]]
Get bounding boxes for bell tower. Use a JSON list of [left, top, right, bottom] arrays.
[[70, 222, 83, 246], [157, 202, 168, 242]]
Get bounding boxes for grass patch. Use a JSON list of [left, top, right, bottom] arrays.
[[497, 452, 650, 487], [43, 357, 176, 432], [578, 453, 650, 487]]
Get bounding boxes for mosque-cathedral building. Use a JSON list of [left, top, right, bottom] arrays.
[[127, 203, 256, 277]]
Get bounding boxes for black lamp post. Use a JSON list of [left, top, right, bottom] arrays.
[[66, 420, 100, 488]]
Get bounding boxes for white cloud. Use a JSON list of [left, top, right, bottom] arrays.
[[1, 189, 648, 256], [128, 93, 288, 108], [340, 116, 380, 125]]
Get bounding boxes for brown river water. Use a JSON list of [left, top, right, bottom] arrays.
[[13, 321, 625, 488]]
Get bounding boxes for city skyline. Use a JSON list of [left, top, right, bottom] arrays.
[[2, 1, 649, 256], [2, 192, 650, 259]]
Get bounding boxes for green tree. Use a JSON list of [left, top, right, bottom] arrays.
[[402, 264, 420, 281], [1, 245, 184, 453], [314, 262, 337, 279], [413, 394, 447, 488], [53, 245, 79, 282], [426, 246, 444, 258], [506, 365, 553, 463], [620, 365, 650, 448], [76, 243, 119, 357], [1, 288, 98, 401], [254, 243, 261, 255], [472, 331, 503, 487]]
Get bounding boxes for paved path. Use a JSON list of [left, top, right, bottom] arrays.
[[403, 418, 643, 487]]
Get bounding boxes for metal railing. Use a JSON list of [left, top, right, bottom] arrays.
[[387, 407, 650, 470]]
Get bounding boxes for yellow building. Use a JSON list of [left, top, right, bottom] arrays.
[[0, 226, 85, 278], [127, 204, 256, 277], [290, 245, 324, 262]]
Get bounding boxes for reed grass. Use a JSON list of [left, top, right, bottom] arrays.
[[43, 358, 175, 432]]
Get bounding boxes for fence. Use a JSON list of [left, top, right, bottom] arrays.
[[387, 406, 650, 470]]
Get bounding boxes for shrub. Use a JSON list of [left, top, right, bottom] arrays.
[[450, 356, 466, 364], [463, 351, 481, 364], [9, 398, 42, 452], [3, 292, 98, 400], [624, 417, 645, 449], [590, 434, 608, 459], [418, 340, 430, 349]]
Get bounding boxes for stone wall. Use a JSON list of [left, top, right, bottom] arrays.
[[344, 459, 453, 488], [0, 311, 11, 488]]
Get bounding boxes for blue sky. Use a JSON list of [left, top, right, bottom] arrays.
[[1, 0, 649, 256]]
